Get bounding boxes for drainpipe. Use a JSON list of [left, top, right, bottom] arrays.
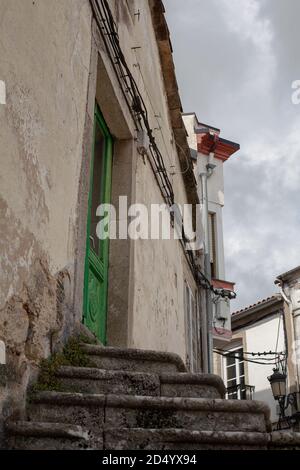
[[198, 290, 208, 373], [277, 280, 290, 306], [200, 150, 216, 373]]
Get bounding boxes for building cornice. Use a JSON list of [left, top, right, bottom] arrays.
[[197, 132, 240, 162], [276, 266, 300, 284], [212, 279, 235, 291]]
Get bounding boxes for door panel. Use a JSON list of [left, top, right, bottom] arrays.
[[83, 105, 113, 343]]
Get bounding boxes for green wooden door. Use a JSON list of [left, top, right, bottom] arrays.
[[83, 105, 113, 343]]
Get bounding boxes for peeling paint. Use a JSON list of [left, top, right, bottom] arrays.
[[6, 80, 49, 225]]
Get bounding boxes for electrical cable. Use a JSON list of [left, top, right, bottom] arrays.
[[213, 349, 281, 366], [243, 351, 285, 357], [90, 0, 235, 301], [131, 51, 175, 172], [90, 0, 174, 206]]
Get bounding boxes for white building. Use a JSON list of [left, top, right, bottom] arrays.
[[276, 266, 300, 393], [216, 295, 286, 424], [183, 113, 239, 371], [215, 266, 300, 427]]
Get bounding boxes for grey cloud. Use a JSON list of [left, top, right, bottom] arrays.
[[165, 0, 300, 309]]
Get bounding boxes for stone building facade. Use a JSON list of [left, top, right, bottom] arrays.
[[0, 0, 206, 444]]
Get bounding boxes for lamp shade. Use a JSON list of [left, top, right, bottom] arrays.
[[268, 368, 287, 399]]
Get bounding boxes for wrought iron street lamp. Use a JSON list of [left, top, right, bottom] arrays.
[[268, 368, 287, 400], [268, 368, 288, 429], [268, 368, 300, 430]]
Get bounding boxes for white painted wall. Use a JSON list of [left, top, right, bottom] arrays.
[[245, 314, 285, 423], [215, 313, 286, 423], [183, 114, 231, 336], [183, 114, 227, 281], [197, 154, 226, 280]]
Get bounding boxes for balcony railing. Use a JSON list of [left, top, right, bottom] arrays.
[[226, 383, 255, 400]]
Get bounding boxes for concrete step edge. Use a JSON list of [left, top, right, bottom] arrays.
[[106, 394, 270, 416], [271, 431, 300, 447], [161, 373, 226, 397], [55, 366, 157, 380], [104, 428, 269, 446], [55, 367, 224, 395], [31, 391, 270, 419], [81, 344, 187, 371], [6, 420, 89, 440], [31, 391, 106, 406]]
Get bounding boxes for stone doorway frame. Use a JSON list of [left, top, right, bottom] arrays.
[[73, 19, 136, 348]]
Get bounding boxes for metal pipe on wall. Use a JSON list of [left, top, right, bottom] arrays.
[[200, 154, 215, 373]]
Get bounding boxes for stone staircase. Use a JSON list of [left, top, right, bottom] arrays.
[[5, 344, 300, 450]]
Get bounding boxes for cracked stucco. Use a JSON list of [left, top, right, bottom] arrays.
[[0, 0, 92, 446]]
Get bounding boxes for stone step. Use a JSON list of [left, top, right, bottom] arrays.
[[5, 420, 96, 450], [28, 392, 106, 438], [55, 366, 160, 396], [270, 431, 300, 449], [29, 391, 271, 434], [160, 373, 226, 399], [104, 395, 271, 433], [10, 422, 300, 450], [104, 428, 269, 450], [81, 344, 187, 374], [54, 367, 225, 399]]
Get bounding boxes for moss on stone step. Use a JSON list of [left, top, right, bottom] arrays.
[[29, 336, 96, 396]]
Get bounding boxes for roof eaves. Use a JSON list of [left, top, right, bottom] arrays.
[[232, 295, 282, 316], [231, 295, 283, 329], [149, 0, 199, 219], [276, 266, 300, 283]]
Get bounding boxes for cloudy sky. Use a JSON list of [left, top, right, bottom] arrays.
[[164, 0, 300, 310]]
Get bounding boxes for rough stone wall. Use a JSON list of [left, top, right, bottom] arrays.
[[0, 0, 92, 444]]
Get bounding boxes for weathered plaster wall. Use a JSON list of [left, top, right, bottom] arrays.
[[112, 0, 187, 203], [108, 1, 198, 359], [0, 1, 200, 444], [131, 153, 196, 359], [0, 0, 92, 444]]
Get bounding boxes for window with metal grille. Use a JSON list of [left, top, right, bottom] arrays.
[[208, 212, 217, 278]]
